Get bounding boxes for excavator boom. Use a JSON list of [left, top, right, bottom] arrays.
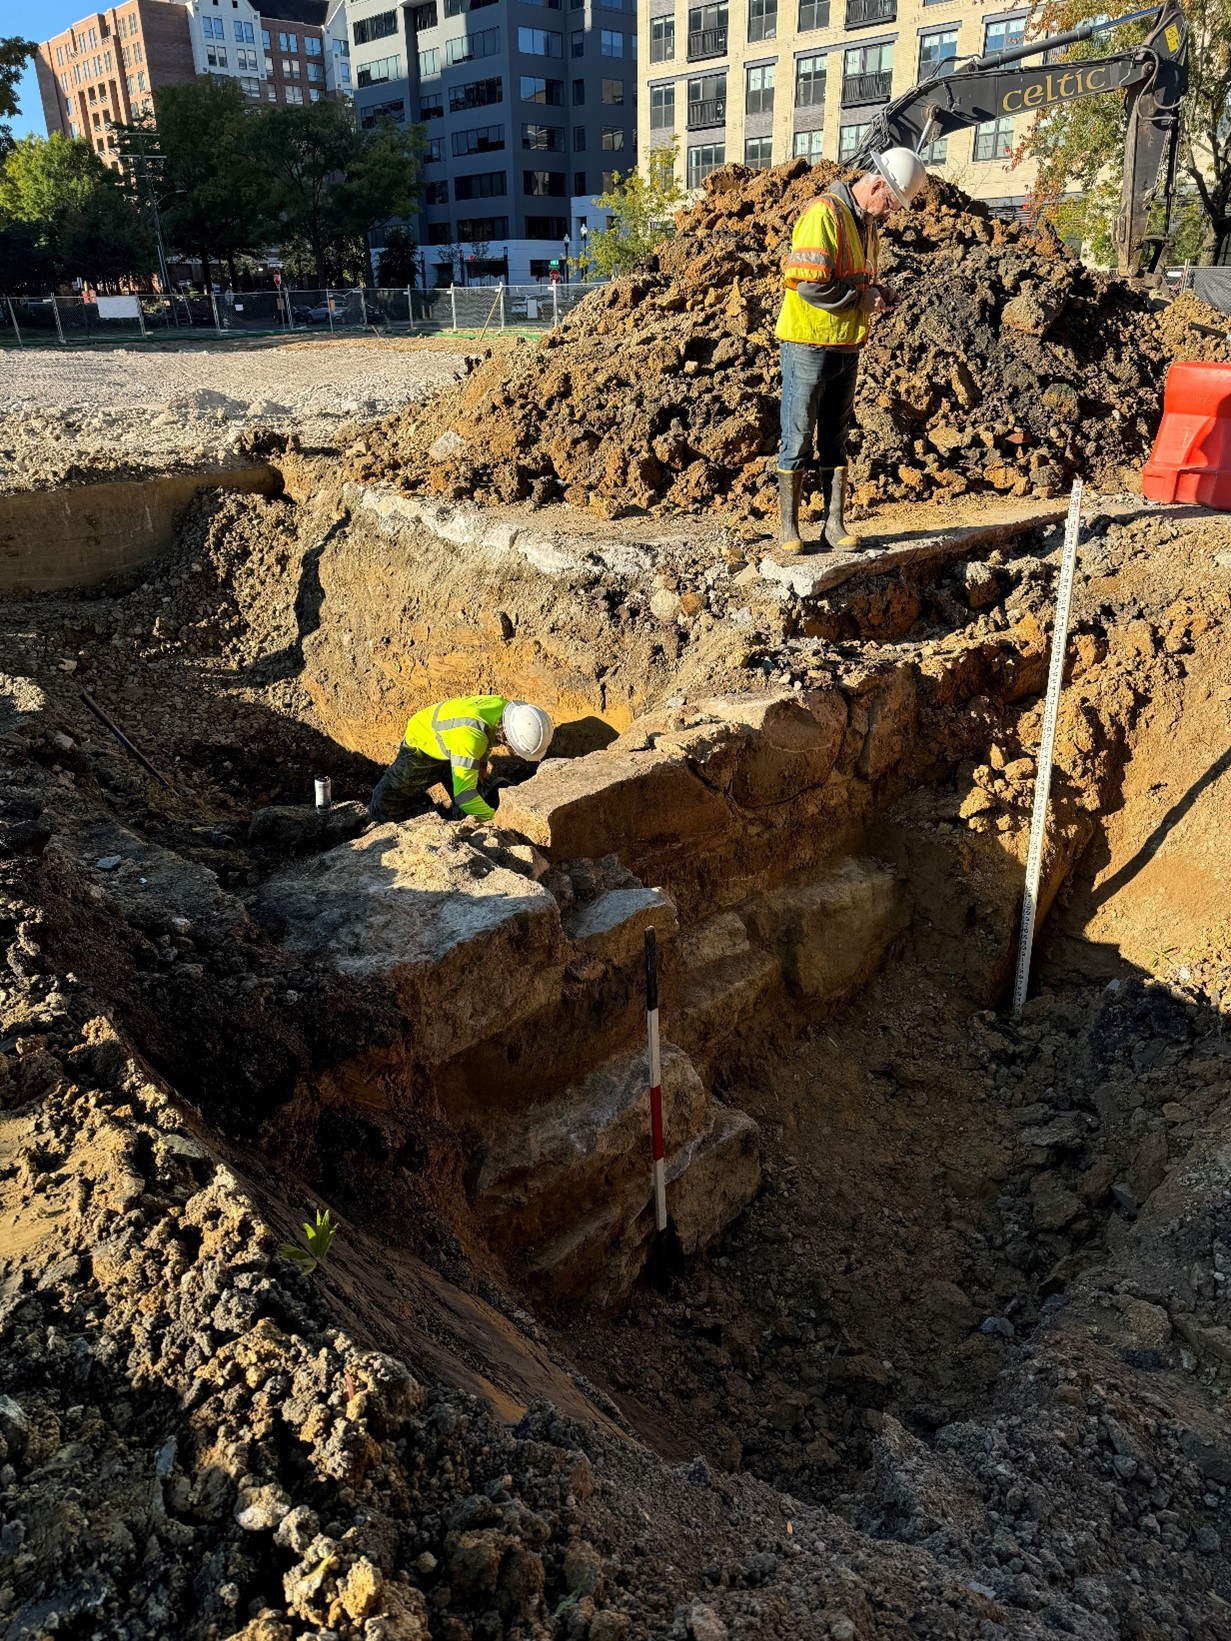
[[855, 0, 1188, 276]]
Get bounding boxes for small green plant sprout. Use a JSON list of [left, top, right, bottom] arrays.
[[1147, 944, 1181, 973], [277, 1208, 339, 1273]]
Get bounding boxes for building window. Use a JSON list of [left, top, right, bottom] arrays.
[[203, 16, 224, 39], [984, 15, 1025, 52], [520, 75, 563, 103], [919, 26, 957, 77], [687, 2, 728, 58], [571, 29, 585, 56], [426, 180, 450, 203], [687, 71, 725, 127], [447, 29, 500, 64], [522, 122, 563, 148], [687, 141, 724, 187], [428, 222, 454, 243], [846, 0, 895, 21], [519, 27, 563, 55], [452, 76, 504, 108], [307, 60, 323, 81], [353, 11, 398, 44], [746, 60, 774, 114], [362, 96, 409, 126], [973, 115, 1014, 159], [574, 123, 586, 147], [919, 133, 948, 161], [420, 92, 444, 117], [572, 77, 586, 103], [455, 123, 506, 153], [650, 17, 675, 61], [794, 53, 825, 107], [649, 81, 674, 129], [842, 40, 893, 104], [793, 128, 824, 160], [308, 36, 324, 55], [206, 45, 229, 68], [357, 55, 402, 86], [745, 135, 772, 166], [837, 120, 870, 160], [524, 168, 567, 194], [458, 215, 509, 238], [419, 47, 440, 74], [234, 20, 255, 43], [456, 171, 507, 197], [525, 214, 567, 236], [285, 84, 305, 103], [426, 134, 444, 158], [279, 33, 299, 52], [601, 77, 623, 102], [601, 125, 625, 148], [281, 57, 298, 76], [237, 47, 259, 70], [575, 168, 588, 191], [600, 29, 624, 55], [748, 0, 777, 41]]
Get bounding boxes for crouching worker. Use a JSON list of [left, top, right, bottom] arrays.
[[369, 695, 554, 824]]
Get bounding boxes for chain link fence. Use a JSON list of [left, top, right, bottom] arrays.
[[1, 283, 604, 346]]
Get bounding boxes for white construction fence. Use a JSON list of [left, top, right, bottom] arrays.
[[1, 283, 603, 346]]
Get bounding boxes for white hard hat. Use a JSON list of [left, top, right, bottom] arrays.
[[501, 700, 553, 760], [869, 146, 927, 209]]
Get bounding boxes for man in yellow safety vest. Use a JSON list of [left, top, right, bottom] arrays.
[[369, 695, 554, 824], [775, 147, 927, 555]]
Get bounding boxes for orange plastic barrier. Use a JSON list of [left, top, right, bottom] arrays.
[[1142, 360, 1231, 509]]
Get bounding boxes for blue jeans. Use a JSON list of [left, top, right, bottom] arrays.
[[777, 342, 861, 472]]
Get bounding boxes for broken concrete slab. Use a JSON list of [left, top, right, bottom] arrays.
[[759, 511, 1068, 601], [745, 856, 909, 1005], [564, 885, 678, 966], [257, 816, 567, 1062], [248, 802, 369, 851]]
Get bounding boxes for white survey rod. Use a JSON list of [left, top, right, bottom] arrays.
[[1012, 479, 1083, 1016]]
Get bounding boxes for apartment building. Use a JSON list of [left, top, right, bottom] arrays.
[[36, 0, 352, 158], [638, 0, 1040, 212], [36, 2, 197, 154], [347, 0, 637, 284]]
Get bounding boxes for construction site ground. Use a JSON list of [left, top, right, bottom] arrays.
[[3, 165, 1231, 1641]]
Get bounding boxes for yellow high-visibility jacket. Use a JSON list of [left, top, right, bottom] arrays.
[[405, 694, 506, 822], [775, 191, 879, 349]]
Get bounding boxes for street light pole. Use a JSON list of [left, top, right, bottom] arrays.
[[580, 221, 588, 282], [563, 233, 571, 285]]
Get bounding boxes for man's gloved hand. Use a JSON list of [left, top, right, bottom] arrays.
[[858, 285, 888, 314]]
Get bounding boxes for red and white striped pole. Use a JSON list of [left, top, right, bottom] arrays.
[[644, 928, 667, 1233]]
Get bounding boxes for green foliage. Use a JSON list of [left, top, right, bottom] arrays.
[[0, 133, 152, 290], [1026, 0, 1231, 264], [0, 37, 35, 153], [575, 143, 685, 278], [277, 1208, 339, 1273], [378, 226, 420, 286]]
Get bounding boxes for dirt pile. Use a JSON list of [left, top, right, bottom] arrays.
[[1156, 288, 1231, 364], [358, 161, 1197, 522]]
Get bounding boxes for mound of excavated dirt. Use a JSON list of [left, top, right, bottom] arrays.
[[1156, 288, 1231, 363], [357, 161, 1187, 522]]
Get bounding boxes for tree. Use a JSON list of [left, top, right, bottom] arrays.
[[0, 133, 152, 287], [377, 226, 420, 285], [260, 100, 424, 286], [1025, 0, 1231, 264], [0, 37, 35, 155], [126, 78, 269, 290], [575, 143, 685, 278]]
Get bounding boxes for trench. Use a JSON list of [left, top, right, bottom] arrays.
[[14, 470, 1231, 1515]]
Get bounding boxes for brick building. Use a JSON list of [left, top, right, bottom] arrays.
[[36, 0, 352, 159]]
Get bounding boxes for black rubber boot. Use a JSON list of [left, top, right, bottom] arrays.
[[820, 465, 858, 551], [777, 469, 805, 554]]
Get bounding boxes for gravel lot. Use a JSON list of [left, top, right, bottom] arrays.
[[0, 338, 471, 491]]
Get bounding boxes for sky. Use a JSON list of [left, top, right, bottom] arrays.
[[2, 1, 90, 139]]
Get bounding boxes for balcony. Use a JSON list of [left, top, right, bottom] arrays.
[[845, 0, 895, 24], [687, 26, 728, 58], [687, 95, 726, 127], [841, 68, 892, 104]]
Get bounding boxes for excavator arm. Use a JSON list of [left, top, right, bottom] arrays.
[[854, 0, 1188, 276]]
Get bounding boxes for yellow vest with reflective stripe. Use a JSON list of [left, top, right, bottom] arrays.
[[405, 694, 507, 819], [775, 192, 879, 349]]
